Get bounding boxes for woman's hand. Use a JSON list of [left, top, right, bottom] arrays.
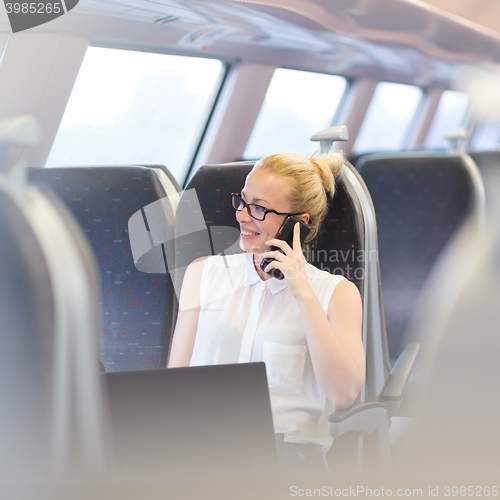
[[264, 222, 364, 407], [262, 222, 313, 298]]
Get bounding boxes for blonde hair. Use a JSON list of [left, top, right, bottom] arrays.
[[253, 151, 343, 243]]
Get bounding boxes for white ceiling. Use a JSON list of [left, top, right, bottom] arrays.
[[419, 0, 500, 36], [15, 0, 500, 87]]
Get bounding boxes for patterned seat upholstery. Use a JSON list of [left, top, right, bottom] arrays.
[[29, 166, 180, 372], [358, 153, 484, 361]]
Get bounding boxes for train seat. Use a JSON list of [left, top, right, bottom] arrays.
[[0, 116, 105, 475], [470, 151, 500, 205], [177, 159, 417, 474], [393, 190, 500, 483], [29, 165, 181, 372], [357, 152, 485, 362], [0, 178, 54, 473]]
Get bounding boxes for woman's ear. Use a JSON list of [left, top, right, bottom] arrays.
[[299, 214, 310, 225]]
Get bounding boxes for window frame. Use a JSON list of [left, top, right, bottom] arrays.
[[424, 88, 470, 151], [47, 41, 236, 187], [353, 79, 426, 154], [242, 66, 351, 161]]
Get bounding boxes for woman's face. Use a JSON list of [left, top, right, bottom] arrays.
[[236, 167, 294, 255]]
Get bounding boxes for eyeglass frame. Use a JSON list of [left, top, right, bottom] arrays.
[[230, 192, 305, 221]]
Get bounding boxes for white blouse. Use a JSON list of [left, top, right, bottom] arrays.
[[189, 252, 346, 452]]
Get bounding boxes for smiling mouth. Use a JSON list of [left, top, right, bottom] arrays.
[[240, 230, 259, 236]]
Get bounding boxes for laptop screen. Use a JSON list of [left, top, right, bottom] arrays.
[[101, 362, 277, 471]]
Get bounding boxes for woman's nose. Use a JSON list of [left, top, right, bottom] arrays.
[[236, 206, 252, 222]]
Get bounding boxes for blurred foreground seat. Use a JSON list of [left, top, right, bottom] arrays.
[[393, 176, 500, 483], [0, 116, 105, 477]]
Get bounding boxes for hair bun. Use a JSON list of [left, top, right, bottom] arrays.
[[255, 151, 344, 243], [309, 152, 344, 193]]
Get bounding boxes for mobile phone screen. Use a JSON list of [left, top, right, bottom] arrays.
[[260, 216, 310, 280]]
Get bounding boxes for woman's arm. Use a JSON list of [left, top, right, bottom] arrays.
[[167, 257, 207, 368], [263, 223, 365, 408], [295, 279, 365, 408]]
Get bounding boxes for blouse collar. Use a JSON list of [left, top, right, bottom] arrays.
[[243, 252, 288, 295]]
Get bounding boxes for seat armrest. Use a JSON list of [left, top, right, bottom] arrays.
[[381, 343, 420, 415], [328, 402, 388, 437]]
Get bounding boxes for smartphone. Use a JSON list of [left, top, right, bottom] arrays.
[[260, 216, 311, 280]]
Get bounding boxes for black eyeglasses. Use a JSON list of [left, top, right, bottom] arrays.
[[231, 193, 305, 221]]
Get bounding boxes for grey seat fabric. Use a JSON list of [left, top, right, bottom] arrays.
[[29, 165, 181, 371], [0, 187, 54, 473], [358, 152, 485, 361], [176, 161, 415, 473], [0, 164, 105, 477], [394, 197, 500, 485]]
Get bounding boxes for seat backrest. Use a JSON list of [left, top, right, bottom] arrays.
[[358, 152, 485, 361], [395, 202, 500, 483], [29, 165, 181, 371], [1, 115, 106, 477], [177, 161, 391, 402], [0, 170, 106, 475], [0, 184, 54, 473]]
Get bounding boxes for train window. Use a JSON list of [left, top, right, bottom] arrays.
[[243, 69, 347, 159], [353, 82, 423, 154], [46, 47, 224, 183], [470, 121, 500, 151], [425, 90, 469, 151]]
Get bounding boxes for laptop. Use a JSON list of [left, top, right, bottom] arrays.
[[101, 362, 279, 471]]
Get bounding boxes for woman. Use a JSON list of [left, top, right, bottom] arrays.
[[168, 152, 365, 472]]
